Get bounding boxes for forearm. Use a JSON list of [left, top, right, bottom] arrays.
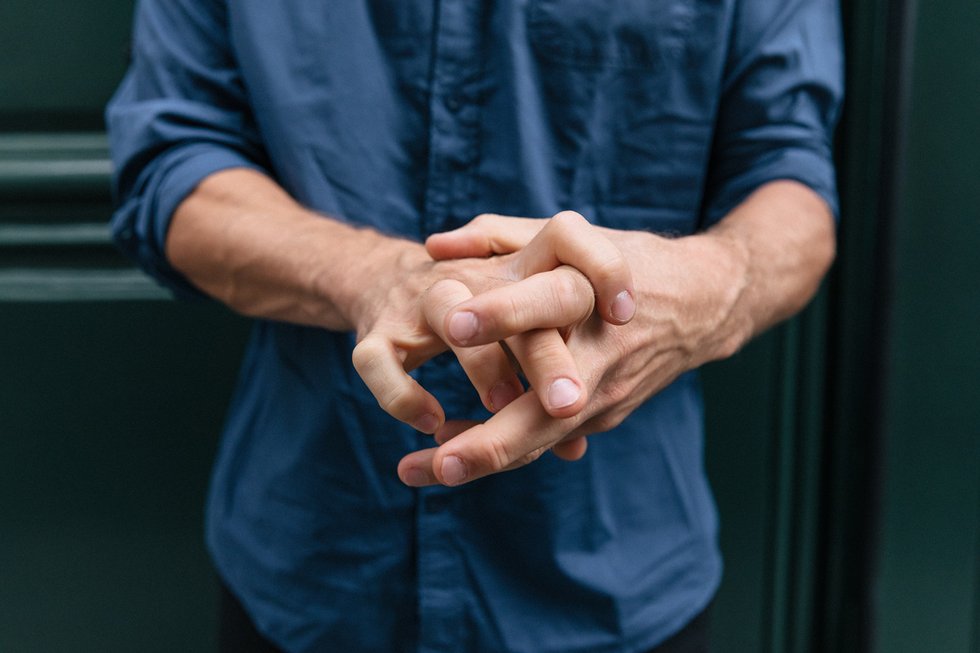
[[691, 180, 837, 359], [166, 168, 419, 330]]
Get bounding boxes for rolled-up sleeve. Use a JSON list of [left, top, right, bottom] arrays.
[[106, 0, 268, 298], [701, 0, 844, 227]]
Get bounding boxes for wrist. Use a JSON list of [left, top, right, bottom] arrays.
[[313, 225, 428, 336], [688, 229, 754, 361], [629, 229, 754, 365]]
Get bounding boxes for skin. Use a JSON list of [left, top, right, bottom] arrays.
[[167, 168, 835, 487], [167, 169, 633, 431]]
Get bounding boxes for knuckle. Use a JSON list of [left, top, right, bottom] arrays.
[[592, 372, 632, 408], [717, 332, 745, 360], [351, 337, 384, 374], [592, 251, 630, 286], [477, 432, 551, 473], [472, 213, 498, 227], [524, 337, 568, 372], [602, 380, 632, 407], [516, 446, 547, 468], [378, 383, 416, 416], [551, 210, 586, 228], [500, 293, 527, 332], [553, 268, 584, 300], [591, 413, 623, 433], [427, 277, 460, 295], [552, 269, 594, 321], [424, 278, 464, 306], [484, 433, 518, 472]]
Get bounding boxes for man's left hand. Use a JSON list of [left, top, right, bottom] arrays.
[[397, 181, 835, 487]]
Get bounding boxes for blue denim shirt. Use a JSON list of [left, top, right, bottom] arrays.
[[107, 2, 842, 651]]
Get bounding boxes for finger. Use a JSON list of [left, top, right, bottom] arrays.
[[398, 420, 588, 487], [440, 267, 593, 418], [351, 334, 444, 433], [433, 392, 579, 485], [428, 213, 635, 327], [513, 211, 635, 325], [396, 419, 482, 487], [402, 391, 584, 487], [434, 419, 482, 445], [552, 436, 588, 461], [424, 279, 525, 413], [444, 266, 595, 346], [505, 328, 588, 418], [397, 447, 438, 487], [425, 214, 546, 259]]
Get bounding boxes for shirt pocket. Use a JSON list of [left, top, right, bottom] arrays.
[[526, 0, 701, 70], [524, 1, 724, 229]]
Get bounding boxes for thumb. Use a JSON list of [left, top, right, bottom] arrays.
[[426, 214, 546, 259]]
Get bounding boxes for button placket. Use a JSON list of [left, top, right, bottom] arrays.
[[420, 2, 484, 239], [416, 5, 487, 649]]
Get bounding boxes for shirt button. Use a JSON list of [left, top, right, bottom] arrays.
[[451, 149, 477, 171], [445, 94, 463, 113]]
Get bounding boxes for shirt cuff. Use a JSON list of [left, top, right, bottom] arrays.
[[111, 144, 267, 299], [701, 146, 839, 229]]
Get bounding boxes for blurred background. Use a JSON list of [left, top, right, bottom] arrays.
[[0, 1, 977, 651]]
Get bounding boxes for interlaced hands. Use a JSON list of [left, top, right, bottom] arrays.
[[352, 211, 742, 487]]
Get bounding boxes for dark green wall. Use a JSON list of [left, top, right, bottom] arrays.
[[0, 0, 132, 130], [1, 1, 977, 652], [873, 1, 980, 651], [0, 2, 249, 649], [0, 304, 249, 652]]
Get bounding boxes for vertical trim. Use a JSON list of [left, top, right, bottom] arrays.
[[791, 289, 830, 653], [820, 0, 918, 650], [765, 320, 800, 653], [973, 478, 980, 653], [862, 0, 918, 649], [762, 289, 830, 653]]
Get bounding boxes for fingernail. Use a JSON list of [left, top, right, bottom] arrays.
[[448, 311, 479, 344], [441, 455, 468, 486], [415, 413, 439, 434], [489, 382, 521, 412], [611, 290, 636, 323], [403, 468, 429, 487], [548, 378, 581, 409]]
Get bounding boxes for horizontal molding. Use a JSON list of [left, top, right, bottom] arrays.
[[0, 268, 171, 302], [0, 223, 111, 247], [0, 134, 168, 302], [0, 133, 108, 153], [0, 132, 111, 199]]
